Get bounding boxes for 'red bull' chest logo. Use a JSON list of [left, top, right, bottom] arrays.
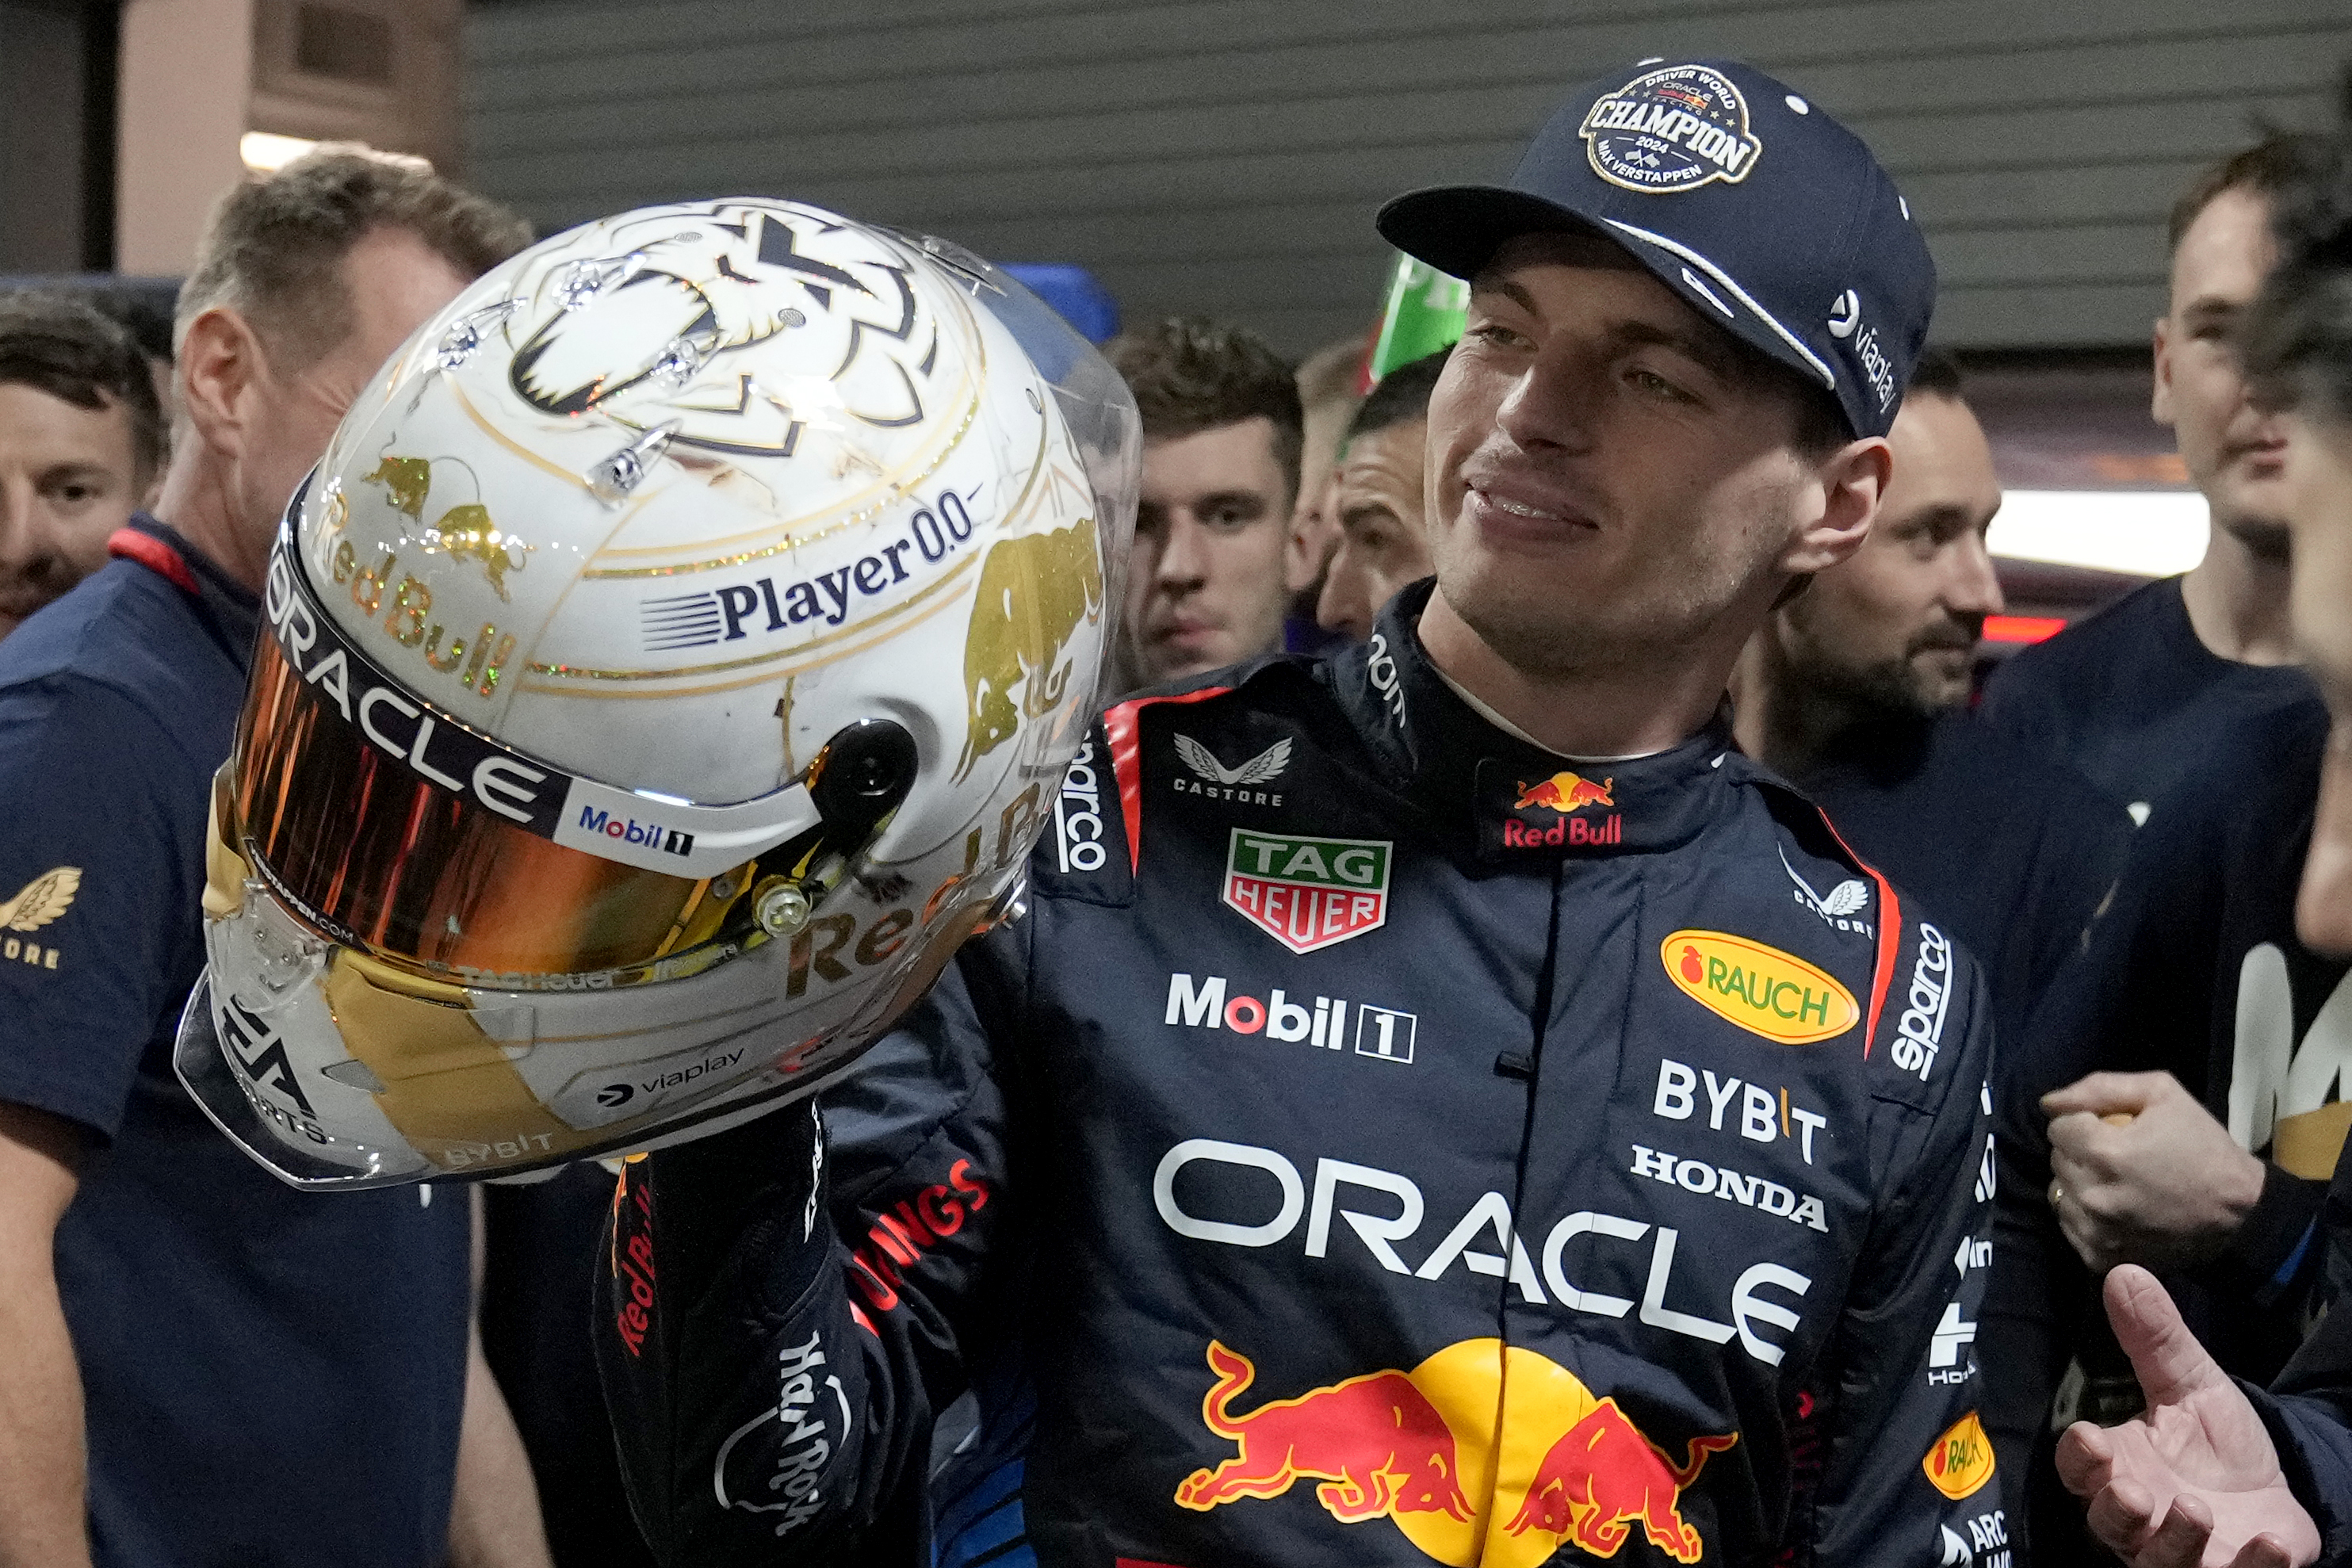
[[1502, 771, 1623, 849], [1176, 1338, 1734, 1565]]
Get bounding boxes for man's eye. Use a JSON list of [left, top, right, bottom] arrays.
[[1628, 369, 1696, 404], [1467, 321, 1531, 350]]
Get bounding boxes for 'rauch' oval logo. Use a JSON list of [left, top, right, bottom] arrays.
[[1660, 930, 1858, 1045]]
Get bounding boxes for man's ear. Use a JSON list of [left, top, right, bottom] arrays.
[[2151, 316, 2176, 426], [1777, 435, 1890, 576], [175, 307, 270, 462]]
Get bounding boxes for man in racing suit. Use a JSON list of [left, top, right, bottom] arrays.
[[599, 59, 2002, 1567]]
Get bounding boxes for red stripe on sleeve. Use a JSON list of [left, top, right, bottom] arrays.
[[1102, 686, 1230, 874], [1813, 808, 1903, 1057], [106, 527, 200, 595]]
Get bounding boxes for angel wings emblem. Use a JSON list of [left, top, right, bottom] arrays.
[[1780, 846, 1870, 920], [2, 867, 82, 932], [1174, 734, 1292, 788]]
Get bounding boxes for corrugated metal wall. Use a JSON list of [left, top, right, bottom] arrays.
[[465, 0, 2352, 358]]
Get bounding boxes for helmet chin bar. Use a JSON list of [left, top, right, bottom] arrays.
[[739, 717, 920, 943]]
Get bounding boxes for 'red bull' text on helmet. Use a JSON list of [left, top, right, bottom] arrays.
[[174, 199, 1141, 1186]]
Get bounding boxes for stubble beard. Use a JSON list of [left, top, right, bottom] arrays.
[[1441, 508, 1788, 685]]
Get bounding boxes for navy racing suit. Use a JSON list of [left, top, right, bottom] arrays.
[[598, 584, 2001, 1566]]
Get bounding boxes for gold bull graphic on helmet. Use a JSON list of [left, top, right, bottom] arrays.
[[359, 458, 530, 602], [363, 457, 434, 522], [956, 520, 1103, 780]]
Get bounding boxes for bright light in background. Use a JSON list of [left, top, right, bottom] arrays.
[[240, 132, 320, 172], [239, 132, 432, 174], [1987, 490, 2209, 579]]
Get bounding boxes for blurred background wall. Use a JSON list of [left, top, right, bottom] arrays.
[[6, 0, 2352, 602], [461, 0, 2352, 358]]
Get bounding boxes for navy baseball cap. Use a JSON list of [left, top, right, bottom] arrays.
[[1377, 58, 1934, 439]]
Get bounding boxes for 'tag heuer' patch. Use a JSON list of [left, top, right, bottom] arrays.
[[1661, 930, 1858, 1045], [1223, 830, 1390, 954]]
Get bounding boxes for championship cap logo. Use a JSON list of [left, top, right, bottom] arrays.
[[1579, 63, 1763, 193]]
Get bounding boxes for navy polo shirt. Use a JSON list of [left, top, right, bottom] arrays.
[[1796, 709, 2134, 1051], [1980, 575, 2313, 826], [0, 518, 471, 1568]]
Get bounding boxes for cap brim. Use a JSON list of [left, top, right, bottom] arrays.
[[1375, 185, 1609, 282], [1377, 181, 1850, 423]]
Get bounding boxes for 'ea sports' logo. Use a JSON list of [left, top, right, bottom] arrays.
[[1581, 64, 1764, 194]]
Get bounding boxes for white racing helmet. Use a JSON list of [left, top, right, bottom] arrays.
[[174, 200, 1139, 1187]]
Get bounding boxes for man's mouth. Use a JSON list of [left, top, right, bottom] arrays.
[[1153, 615, 1218, 648], [1484, 491, 1566, 522], [1463, 478, 1600, 540]]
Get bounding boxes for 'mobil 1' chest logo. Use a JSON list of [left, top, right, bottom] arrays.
[[1581, 64, 1763, 193], [1662, 930, 1857, 1045]]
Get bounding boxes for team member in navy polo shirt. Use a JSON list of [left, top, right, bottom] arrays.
[[1980, 132, 2325, 828], [0, 153, 548, 1566]]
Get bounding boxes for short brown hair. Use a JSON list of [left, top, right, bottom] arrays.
[[1107, 317, 1305, 506], [0, 291, 167, 482], [176, 149, 531, 371], [2169, 132, 2332, 253]]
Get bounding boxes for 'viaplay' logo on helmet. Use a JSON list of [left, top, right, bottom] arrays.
[[1581, 63, 1763, 193]]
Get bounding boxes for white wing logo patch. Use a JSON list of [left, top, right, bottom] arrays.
[[1818, 878, 1869, 916], [1779, 846, 1873, 935], [1, 867, 81, 931], [1175, 734, 1291, 788]]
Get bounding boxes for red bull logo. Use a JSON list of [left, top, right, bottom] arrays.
[[1504, 1398, 1735, 1563], [1513, 771, 1614, 813], [1176, 1341, 1474, 1524], [1504, 771, 1621, 849], [1177, 1338, 1734, 1566]]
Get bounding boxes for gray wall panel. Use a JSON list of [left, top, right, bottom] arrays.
[[466, 0, 2352, 354]]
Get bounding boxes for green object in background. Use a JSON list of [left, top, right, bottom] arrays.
[[1367, 251, 1469, 384]]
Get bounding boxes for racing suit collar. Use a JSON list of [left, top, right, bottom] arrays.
[[1340, 581, 1735, 861]]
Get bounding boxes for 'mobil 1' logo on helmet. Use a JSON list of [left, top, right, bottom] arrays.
[[1581, 63, 1763, 194]]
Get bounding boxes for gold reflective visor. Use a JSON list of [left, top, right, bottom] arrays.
[[232, 634, 749, 981]]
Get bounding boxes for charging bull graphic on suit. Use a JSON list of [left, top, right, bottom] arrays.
[[1177, 1338, 1735, 1564]]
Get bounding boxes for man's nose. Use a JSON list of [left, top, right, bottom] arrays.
[[1493, 338, 1604, 453], [1943, 529, 2006, 621], [1153, 511, 1210, 587], [1315, 551, 1370, 641], [0, 477, 40, 571]]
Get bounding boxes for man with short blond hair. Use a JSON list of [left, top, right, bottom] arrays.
[[0, 151, 548, 1566], [1983, 132, 2326, 824]]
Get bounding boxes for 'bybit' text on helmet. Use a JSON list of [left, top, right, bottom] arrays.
[[174, 199, 1141, 1186]]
